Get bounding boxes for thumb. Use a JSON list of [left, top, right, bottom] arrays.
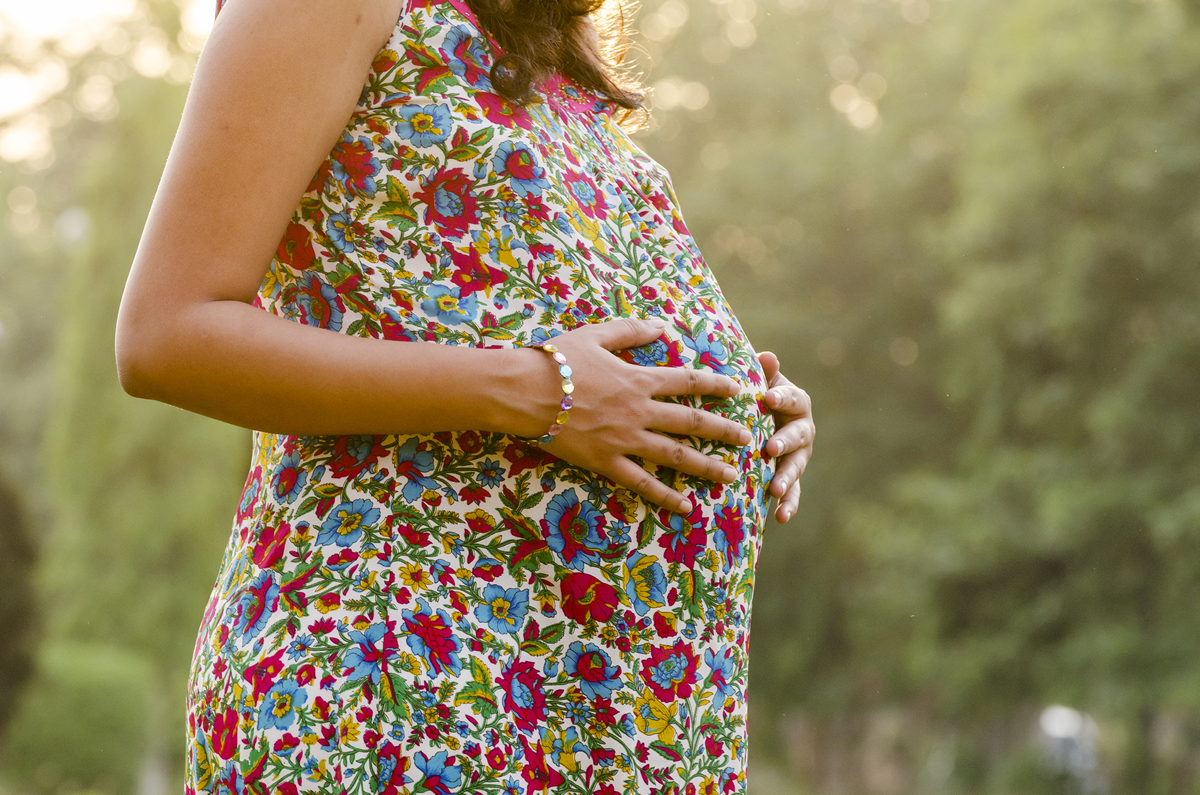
[[584, 317, 670, 352]]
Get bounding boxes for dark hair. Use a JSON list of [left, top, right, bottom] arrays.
[[466, 0, 646, 117]]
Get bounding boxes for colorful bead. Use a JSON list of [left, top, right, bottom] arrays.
[[528, 343, 576, 445]]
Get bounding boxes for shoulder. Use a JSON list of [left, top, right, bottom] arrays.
[[211, 0, 405, 53]]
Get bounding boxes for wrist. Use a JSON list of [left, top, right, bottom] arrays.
[[484, 346, 564, 438]]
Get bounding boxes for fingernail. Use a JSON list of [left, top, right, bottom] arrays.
[[782, 508, 793, 522], [649, 318, 668, 328], [722, 467, 737, 483], [677, 496, 691, 513], [738, 430, 751, 445]]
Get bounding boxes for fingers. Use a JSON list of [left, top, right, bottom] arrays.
[[633, 433, 739, 487], [774, 477, 801, 524], [765, 382, 812, 420], [770, 447, 810, 500], [650, 402, 751, 447], [583, 317, 670, 352], [649, 366, 741, 399], [764, 412, 815, 458], [758, 350, 781, 384], [604, 457, 694, 514]]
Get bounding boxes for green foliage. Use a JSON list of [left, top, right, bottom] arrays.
[[0, 643, 153, 794], [0, 480, 36, 744], [2, 0, 1199, 790]]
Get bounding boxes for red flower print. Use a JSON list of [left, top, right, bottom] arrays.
[[328, 434, 389, 479], [653, 611, 678, 638], [449, 244, 508, 297], [210, 707, 238, 760], [502, 441, 543, 476], [276, 222, 316, 271], [414, 167, 479, 239], [560, 572, 621, 624], [331, 134, 381, 196], [658, 505, 708, 569], [496, 660, 547, 731], [563, 170, 608, 220], [520, 737, 566, 794], [639, 640, 700, 702], [457, 431, 483, 455], [476, 91, 532, 129], [401, 604, 462, 676], [252, 522, 290, 569], [243, 648, 286, 697], [377, 741, 412, 795]]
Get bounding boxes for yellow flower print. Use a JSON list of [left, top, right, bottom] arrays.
[[399, 562, 432, 591], [633, 691, 677, 745], [192, 741, 213, 790], [340, 716, 362, 744], [464, 508, 495, 530], [400, 652, 423, 674]]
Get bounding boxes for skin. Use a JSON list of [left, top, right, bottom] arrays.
[[115, 0, 814, 520]]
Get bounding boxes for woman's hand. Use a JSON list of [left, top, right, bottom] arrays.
[[758, 351, 814, 523], [512, 318, 751, 515]]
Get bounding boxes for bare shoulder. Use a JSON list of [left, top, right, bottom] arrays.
[[208, 0, 404, 60], [118, 0, 406, 344]]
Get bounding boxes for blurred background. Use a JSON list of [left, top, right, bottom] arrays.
[[1, 0, 1199, 792]]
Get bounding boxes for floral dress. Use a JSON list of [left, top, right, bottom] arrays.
[[187, 1, 775, 793]]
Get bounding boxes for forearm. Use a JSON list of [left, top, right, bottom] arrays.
[[116, 297, 550, 437]]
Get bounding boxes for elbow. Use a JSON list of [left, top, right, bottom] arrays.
[[114, 312, 166, 401]]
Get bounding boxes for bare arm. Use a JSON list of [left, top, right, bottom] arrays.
[[115, 0, 748, 511]]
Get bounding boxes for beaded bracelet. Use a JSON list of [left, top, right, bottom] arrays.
[[530, 343, 575, 445]]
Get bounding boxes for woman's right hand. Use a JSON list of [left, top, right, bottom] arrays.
[[508, 318, 751, 513]]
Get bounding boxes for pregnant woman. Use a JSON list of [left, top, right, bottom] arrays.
[[116, 0, 814, 791]]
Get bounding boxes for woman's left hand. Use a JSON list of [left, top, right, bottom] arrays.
[[758, 351, 815, 523]]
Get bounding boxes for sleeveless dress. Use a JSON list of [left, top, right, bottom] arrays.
[[186, 1, 775, 793]]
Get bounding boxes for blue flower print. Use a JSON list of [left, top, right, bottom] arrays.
[[401, 598, 464, 677], [421, 284, 478, 326], [343, 622, 398, 685], [543, 725, 588, 767], [257, 678, 307, 730], [295, 271, 344, 331], [286, 633, 315, 661], [396, 103, 453, 148], [682, 331, 736, 376], [474, 584, 530, 635], [415, 749, 463, 795], [317, 499, 380, 547], [563, 641, 622, 700], [393, 436, 438, 502], [705, 646, 738, 699], [269, 451, 308, 504], [233, 571, 279, 639], [628, 338, 671, 367], [623, 552, 667, 616], [326, 212, 356, 254], [441, 26, 490, 88], [476, 458, 503, 487], [491, 141, 550, 197], [542, 488, 608, 570]]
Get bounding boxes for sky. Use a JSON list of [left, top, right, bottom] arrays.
[[0, 0, 139, 39], [0, 0, 213, 162], [0, 0, 212, 41]]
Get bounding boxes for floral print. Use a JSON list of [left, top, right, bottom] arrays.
[[187, 0, 775, 793]]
